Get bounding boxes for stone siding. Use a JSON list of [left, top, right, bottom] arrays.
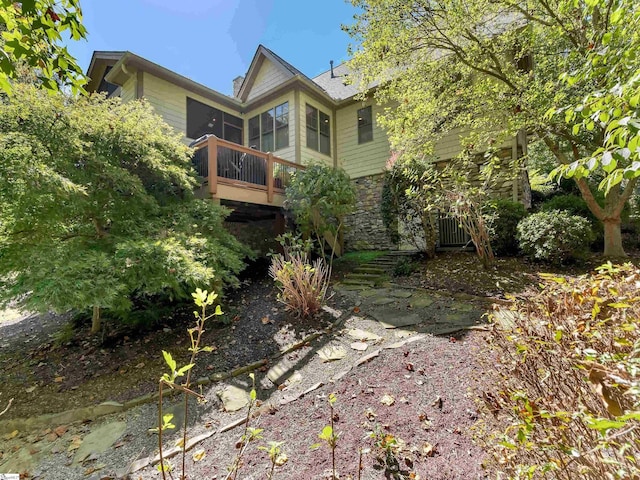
[[344, 174, 397, 251]]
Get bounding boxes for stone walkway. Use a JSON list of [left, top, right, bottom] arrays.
[[0, 281, 488, 480]]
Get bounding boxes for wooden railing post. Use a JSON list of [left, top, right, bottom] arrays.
[[207, 136, 218, 196], [267, 152, 274, 203]]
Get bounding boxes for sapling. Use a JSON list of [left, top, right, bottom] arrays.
[[312, 393, 340, 480], [258, 441, 288, 479], [225, 373, 262, 480], [157, 288, 222, 480]]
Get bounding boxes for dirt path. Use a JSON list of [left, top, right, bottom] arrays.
[[1, 278, 493, 480]]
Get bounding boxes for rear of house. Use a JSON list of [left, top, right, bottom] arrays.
[[86, 46, 527, 252]]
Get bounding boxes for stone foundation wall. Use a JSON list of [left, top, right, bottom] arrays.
[[344, 174, 397, 251]]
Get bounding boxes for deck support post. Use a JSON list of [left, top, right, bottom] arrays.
[[207, 136, 218, 196], [267, 152, 274, 204]]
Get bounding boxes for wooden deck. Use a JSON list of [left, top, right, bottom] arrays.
[[191, 136, 304, 207]]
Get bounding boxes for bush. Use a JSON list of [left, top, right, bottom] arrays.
[[269, 235, 329, 317], [541, 194, 597, 223], [485, 199, 528, 256], [517, 211, 594, 264], [393, 257, 419, 277], [484, 263, 640, 480]]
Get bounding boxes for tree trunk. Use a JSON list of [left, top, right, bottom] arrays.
[[91, 305, 101, 335], [603, 218, 626, 258]]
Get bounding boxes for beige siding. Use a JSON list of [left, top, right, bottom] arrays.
[[244, 92, 296, 163], [246, 59, 292, 101], [142, 73, 243, 143], [298, 92, 334, 166], [336, 100, 391, 179], [433, 127, 469, 160], [120, 73, 137, 103]]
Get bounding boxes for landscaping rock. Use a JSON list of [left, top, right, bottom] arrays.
[[372, 297, 396, 306], [218, 386, 250, 412], [73, 421, 126, 464], [388, 290, 413, 299], [410, 296, 435, 308]]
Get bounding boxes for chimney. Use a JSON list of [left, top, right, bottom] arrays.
[[232, 76, 244, 97], [330, 60, 335, 78]]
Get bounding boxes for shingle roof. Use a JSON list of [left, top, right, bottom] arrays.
[[312, 62, 377, 101]]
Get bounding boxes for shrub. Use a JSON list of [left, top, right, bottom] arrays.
[[285, 164, 356, 263], [269, 235, 329, 317], [485, 199, 528, 256], [516, 211, 594, 264], [484, 263, 640, 480], [541, 194, 597, 223], [393, 257, 419, 277]]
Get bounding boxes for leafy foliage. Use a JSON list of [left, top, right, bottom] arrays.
[[485, 199, 528, 256], [0, 0, 87, 94], [269, 234, 329, 318], [485, 264, 640, 479], [383, 152, 440, 257], [516, 211, 594, 264], [0, 84, 250, 332], [346, 0, 640, 255], [285, 163, 356, 261]]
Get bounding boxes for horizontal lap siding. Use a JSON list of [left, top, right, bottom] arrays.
[[247, 60, 292, 101], [336, 100, 390, 179], [299, 92, 334, 166], [121, 74, 137, 103], [245, 92, 296, 163]]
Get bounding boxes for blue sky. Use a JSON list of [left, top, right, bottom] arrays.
[[66, 0, 360, 96]]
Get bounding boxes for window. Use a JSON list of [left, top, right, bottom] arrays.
[[358, 106, 373, 144], [306, 104, 331, 155], [248, 102, 289, 152], [186, 97, 243, 144]]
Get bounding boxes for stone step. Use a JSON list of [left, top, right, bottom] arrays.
[[347, 273, 384, 281], [387, 250, 420, 256], [340, 278, 376, 287], [353, 266, 386, 275]]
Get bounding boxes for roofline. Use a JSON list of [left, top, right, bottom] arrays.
[[104, 51, 242, 110]]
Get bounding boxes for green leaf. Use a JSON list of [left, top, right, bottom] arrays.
[[586, 418, 626, 431], [319, 425, 333, 441], [176, 363, 195, 377], [162, 350, 177, 372]]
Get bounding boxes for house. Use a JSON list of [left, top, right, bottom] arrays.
[[86, 46, 526, 252]]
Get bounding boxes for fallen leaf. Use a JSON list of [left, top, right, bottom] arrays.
[[353, 306, 360, 313], [68, 435, 82, 451], [261, 316, 272, 325], [25, 386, 37, 393], [380, 394, 395, 406], [54, 426, 68, 437], [350, 342, 368, 351], [364, 408, 377, 420], [318, 345, 347, 363], [192, 449, 206, 462], [422, 442, 436, 457], [54, 376, 64, 383], [3, 430, 19, 440], [135, 362, 145, 369], [275, 453, 288, 466]]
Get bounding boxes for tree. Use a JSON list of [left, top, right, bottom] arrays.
[[0, 0, 87, 95], [285, 163, 356, 264], [0, 84, 250, 334], [347, 0, 640, 256]]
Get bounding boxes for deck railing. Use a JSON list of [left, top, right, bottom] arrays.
[[191, 136, 303, 203]]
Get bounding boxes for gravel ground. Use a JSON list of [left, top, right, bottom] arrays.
[[1, 272, 493, 480]]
